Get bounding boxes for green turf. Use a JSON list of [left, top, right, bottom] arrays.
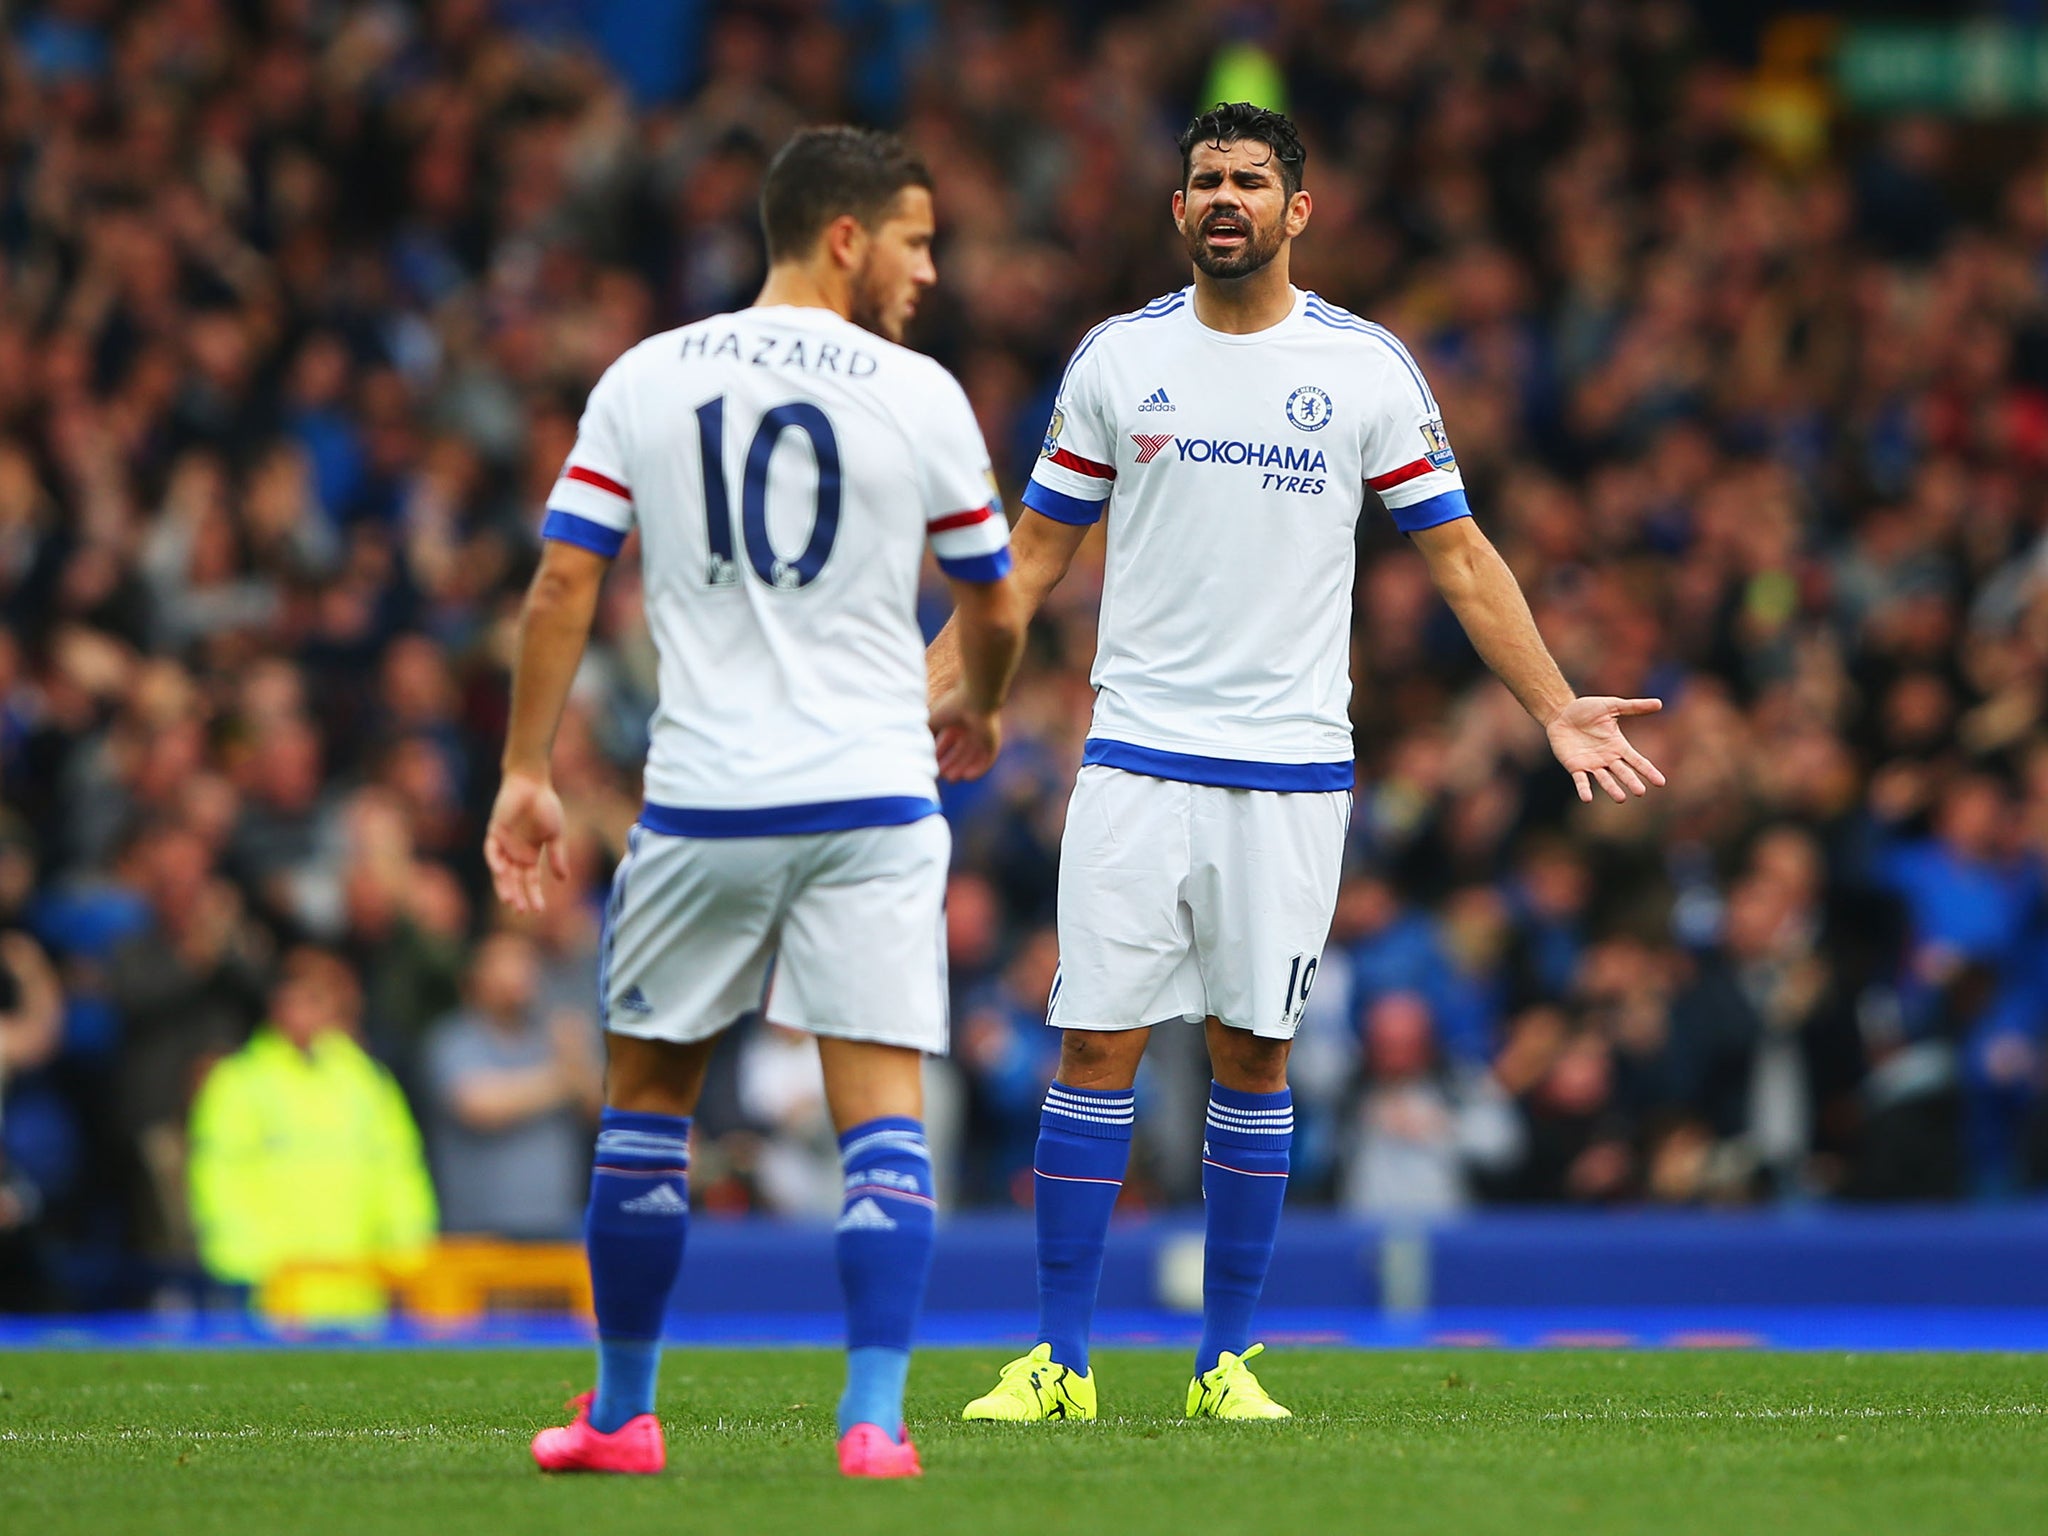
[[2, 1347, 2045, 1536]]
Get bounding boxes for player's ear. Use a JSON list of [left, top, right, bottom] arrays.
[[1286, 189, 1312, 238], [1172, 188, 1187, 226], [821, 213, 868, 273]]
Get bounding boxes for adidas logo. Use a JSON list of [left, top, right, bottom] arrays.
[[616, 985, 653, 1015], [1138, 387, 1175, 412], [836, 1197, 898, 1232], [620, 1182, 688, 1216]]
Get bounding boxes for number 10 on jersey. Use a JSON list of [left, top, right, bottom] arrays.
[[695, 396, 843, 590]]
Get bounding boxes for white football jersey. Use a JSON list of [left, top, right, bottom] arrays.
[[1022, 286, 1468, 791], [543, 305, 1011, 834]]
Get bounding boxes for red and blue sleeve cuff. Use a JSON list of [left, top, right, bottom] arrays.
[[541, 509, 628, 557], [1388, 488, 1471, 534], [937, 547, 1014, 583], [1021, 480, 1106, 526]]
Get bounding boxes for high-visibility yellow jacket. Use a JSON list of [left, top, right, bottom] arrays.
[[188, 1026, 437, 1320]]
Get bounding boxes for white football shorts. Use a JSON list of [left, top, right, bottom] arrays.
[[1050, 765, 1350, 1040], [599, 814, 951, 1053]]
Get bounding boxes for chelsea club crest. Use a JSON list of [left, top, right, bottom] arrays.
[[1285, 385, 1332, 432]]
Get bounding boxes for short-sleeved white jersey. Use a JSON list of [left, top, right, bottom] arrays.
[[542, 305, 1011, 834], [1022, 287, 1468, 791]]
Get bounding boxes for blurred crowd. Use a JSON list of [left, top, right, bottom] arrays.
[[7, 0, 2048, 1312]]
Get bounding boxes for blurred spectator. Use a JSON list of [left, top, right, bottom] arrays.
[[1868, 773, 2039, 997], [1866, 771, 2047, 1191], [1340, 992, 1522, 1215], [1342, 873, 1464, 1050], [423, 930, 600, 1240], [337, 787, 469, 1072], [1503, 839, 1592, 1018], [1494, 1004, 1637, 1204], [526, 827, 605, 1023], [955, 925, 1061, 1205], [1660, 843, 1863, 1201], [187, 947, 435, 1320], [735, 1020, 840, 1217], [0, 929, 64, 1308], [0, 930, 65, 1104], [107, 820, 269, 1257]]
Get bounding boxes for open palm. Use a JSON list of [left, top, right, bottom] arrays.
[[1546, 696, 1667, 804]]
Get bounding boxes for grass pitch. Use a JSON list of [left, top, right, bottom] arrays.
[[3, 1347, 2045, 1536]]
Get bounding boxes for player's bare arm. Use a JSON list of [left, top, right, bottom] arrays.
[[925, 509, 1087, 731], [1409, 515, 1665, 806], [930, 570, 1029, 781], [485, 538, 610, 913]]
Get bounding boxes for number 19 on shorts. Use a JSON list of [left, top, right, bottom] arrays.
[[1280, 952, 1319, 1030]]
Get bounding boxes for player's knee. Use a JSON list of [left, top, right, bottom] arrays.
[[604, 1034, 714, 1116], [1208, 1026, 1290, 1094], [1056, 1027, 1147, 1090]]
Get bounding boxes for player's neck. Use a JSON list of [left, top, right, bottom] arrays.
[[1189, 261, 1296, 335], [753, 263, 853, 323]]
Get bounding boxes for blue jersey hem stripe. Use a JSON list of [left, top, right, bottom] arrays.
[[1389, 487, 1472, 533], [937, 548, 1014, 583], [1021, 481, 1106, 525], [541, 509, 627, 557], [639, 796, 940, 838], [1083, 739, 1353, 792]]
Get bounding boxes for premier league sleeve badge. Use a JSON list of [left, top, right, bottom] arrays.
[[1419, 417, 1457, 470]]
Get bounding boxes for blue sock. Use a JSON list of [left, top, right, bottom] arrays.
[[841, 1346, 911, 1439], [1197, 1082, 1291, 1376], [1034, 1082, 1134, 1374], [585, 1109, 691, 1432], [835, 1117, 936, 1440]]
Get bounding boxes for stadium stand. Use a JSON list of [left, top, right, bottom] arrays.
[[6, 0, 2048, 1315]]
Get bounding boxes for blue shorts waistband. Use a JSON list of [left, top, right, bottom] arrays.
[[1082, 739, 1354, 792], [639, 796, 939, 838]]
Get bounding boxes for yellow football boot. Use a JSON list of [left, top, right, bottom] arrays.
[[961, 1343, 1097, 1422], [1186, 1343, 1292, 1420]]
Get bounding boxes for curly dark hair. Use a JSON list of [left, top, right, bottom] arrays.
[[760, 126, 933, 262], [1176, 102, 1307, 196]]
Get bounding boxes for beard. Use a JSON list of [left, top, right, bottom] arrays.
[[847, 261, 905, 343], [1185, 212, 1286, 280]]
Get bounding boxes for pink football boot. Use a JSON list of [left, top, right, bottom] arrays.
[[836, 1423, 923, 1479], [531, 1391, 666, 1474]]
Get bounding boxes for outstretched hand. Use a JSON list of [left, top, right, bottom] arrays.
[[1545, 696, 1667, 804], [484, 770, 569, 913]]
